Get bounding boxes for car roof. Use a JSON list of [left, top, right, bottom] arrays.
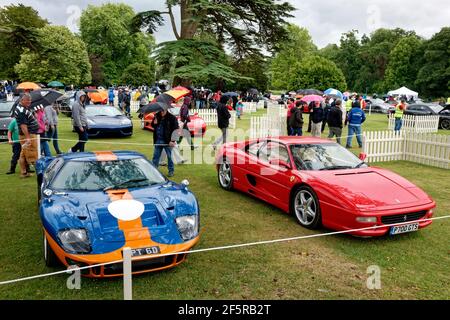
[[59, 151, 145, 162]]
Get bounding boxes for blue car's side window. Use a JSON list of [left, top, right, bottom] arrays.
[[44, 158, 64, 186]]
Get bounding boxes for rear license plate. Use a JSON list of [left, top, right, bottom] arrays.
[[390, 223, 419, 235], [130, 246, 161, 257]]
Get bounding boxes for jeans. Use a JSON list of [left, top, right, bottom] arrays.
[[394, 118, 402, 132], [153, 145, 174, 174], [290, 127, 303, 136], [346, 125, 363, 148], [71, 126, 89, 152], [40, 133, 52, 157], [47, 126, 62, 154], [10, 142, 21, 171]]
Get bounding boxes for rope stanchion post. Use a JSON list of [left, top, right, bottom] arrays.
[[123, 247, 133, 300]]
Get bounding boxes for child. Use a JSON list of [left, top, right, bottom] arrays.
[[6, 118, 21, 175], [236, 99, 244, 120]]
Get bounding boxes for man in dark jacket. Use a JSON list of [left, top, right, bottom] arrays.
[[212, 96, 231, 150], [289, 101, 304, 136], [151, 109, 179, 177], [322, 98, 332, 133], [310, 101, 324, 137], [178, 96, 195, 150], [327, 99, 344, 144]]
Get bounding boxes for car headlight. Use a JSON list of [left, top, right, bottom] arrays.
[[175, 215, 199, 241], [120, 119, 131, 125], [57, 229, 91, 254]]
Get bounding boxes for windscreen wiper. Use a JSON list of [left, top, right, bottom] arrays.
[[103, 178, 149, 192]]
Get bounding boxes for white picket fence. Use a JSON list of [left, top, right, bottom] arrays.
[[130, 101, 140, 113], [242, 102, 258, 113], [388, 114, 440, 133], [192, 109, 237, 129], [6, 93, 14, 101], [250, 105, 287, 139], [363, 130, 450, 169]]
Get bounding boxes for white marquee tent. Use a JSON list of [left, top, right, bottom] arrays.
[[387, 86, 419, 98]]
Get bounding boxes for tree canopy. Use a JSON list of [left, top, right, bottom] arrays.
[[14, 25, 92, 85], [121, 63, 156, 87]]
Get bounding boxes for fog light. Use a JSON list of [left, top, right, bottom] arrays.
[[356, 216, 377, 223]]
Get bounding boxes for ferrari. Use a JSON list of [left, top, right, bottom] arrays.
[[36, 151, 200, 277], [216, 137, 435, 237]]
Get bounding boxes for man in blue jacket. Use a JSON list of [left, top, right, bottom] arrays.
[[346, 102, 366, 149]]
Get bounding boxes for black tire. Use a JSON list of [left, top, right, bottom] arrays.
[[37, 173, 43, 204], [291, 185, 322, 229], [440, 119, 450, 130], [218, 159, 233, 191], [44, 232, 60, 268]]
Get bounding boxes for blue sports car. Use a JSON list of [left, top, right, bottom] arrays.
[[36, 151, 200, 277], [85, 105, 133, 138]]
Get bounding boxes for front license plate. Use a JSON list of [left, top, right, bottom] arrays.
[[390, 223, 419, 235], [130, 246, 161, 257]]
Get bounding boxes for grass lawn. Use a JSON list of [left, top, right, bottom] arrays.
[[0, 110, 448, 299]]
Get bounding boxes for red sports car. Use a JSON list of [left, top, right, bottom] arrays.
[[216, 137, 435, 237], [141, 107, 207, 137]]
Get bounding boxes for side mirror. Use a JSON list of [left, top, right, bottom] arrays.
[[359, 153, 367, 161], [270, 159, 291, 170]]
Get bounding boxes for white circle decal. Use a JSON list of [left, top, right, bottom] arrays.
[[107, 200, 145, 221]]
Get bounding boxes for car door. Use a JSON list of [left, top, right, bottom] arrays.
[[252, 141, 294, 210]]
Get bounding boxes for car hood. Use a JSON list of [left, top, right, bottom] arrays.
[[306, 168, 432, 211], [88, 115, 131, 126]]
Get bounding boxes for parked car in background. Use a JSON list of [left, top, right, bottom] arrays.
[[85, 105, 133, 137], [365, 98, 394, 114], [0, 100, 14, 141], [404, 104, 450, 130], [58, 91, 75, 117]]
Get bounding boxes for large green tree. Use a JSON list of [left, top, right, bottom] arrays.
[[335, 30, 362, 92], [287, 55, 347, 92], [134, 0, 295, 86], [270, 24, 317, 90], [383, 36, 424, 91], [415, 27, 450, 98], [14, 25, 91, 85], [121, 63, 156, 87], [79, 3, 155, 85], [0, 4, 48, 79], [230, 52, 270, 92]]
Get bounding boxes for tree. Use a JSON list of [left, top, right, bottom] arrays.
[[318, 44, 340, 64], [270, 24, 317, 90], [415, 27, 450, 98], [287, 55, 347, 92], [14, 25, 91, 85], [383, 36, 423, 91], [0, 4, 48, 79], [230, 53, 270, 92], [336, 30, 362, 91], [120, 63, 156, 87], [134, 0, 295, 86], [79, 3, 155, 85]]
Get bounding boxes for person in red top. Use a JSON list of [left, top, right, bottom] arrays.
[[286, 98, 296, 135]]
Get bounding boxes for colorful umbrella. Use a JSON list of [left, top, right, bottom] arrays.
[[164, 86, 191, 101], [47, 81, 64, 88], [17, 82, 40, 91], [301, 95, 324, 103], [324, 88, 343, 99]]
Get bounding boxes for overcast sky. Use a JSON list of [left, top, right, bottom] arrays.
[[1, 0, 449, 48]]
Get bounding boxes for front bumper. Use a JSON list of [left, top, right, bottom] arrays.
[[45, 230, 200, 278], [87, 126, 133, 138]]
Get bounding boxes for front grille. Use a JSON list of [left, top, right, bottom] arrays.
[[381, 211, 427, 225], [103, 255, 176, 275]]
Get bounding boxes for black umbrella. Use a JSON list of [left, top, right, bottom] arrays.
[[223, 92, 239, 98], [11, 89, 63, 114], [297, 89, 324, 96], [155, 93, 175, 105], [140, 102, 171, 115], [83, 88, 99, 93]]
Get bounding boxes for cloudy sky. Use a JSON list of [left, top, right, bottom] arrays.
[[1, 0, 449, 47]]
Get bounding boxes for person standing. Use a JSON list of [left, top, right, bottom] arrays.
[[45, 103, 62, 155], [13, 93, 39, 178], [310, 101, 324, 137], [327, 99, 344, 144], [6, 118, 21, 175], [212, 96, 231, 150], [346, 102, 366, 149], [321, 98, 331, 133], [151, 109, 179, 177], [35, 106, 51, 157], [178, 96, 195, 150], [289, 101, 304, 136], [123, 89, 131, 118], [394, 99, 407, 132], [108, 88, 115, 106], [236, 99, 244, 120], [69, 91, 89, 153], [286, 98, 295, 135]]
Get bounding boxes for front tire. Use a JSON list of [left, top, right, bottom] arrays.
[[44, 232, 60, 268], [218, 160, 233, 190], [440, 119, 450, 130], [291, 186, 322, 229]]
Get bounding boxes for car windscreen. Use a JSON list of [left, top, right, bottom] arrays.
[[51, 158, 166, 191], [0, 102, 13, 113], [427, 105, 443, 113], [86, 106, 123, 117], [290, 143, 366, 171]]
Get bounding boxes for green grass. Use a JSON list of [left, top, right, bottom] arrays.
[[0, 111, 448, 300]]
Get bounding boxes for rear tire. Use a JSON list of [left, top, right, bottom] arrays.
[[218, 159, 233, 191], [291, 186, 322, 229], [44, 232, 60, 268], [440, 119, 450, 130]]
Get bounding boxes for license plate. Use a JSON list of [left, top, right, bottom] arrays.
[[390, 223, 419, 235], [0, 135, 7, 140], [129, 246, 161, 257]]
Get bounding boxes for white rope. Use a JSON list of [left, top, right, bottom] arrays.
[[0, 215, 448, 286]]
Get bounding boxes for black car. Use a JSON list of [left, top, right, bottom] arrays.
[[85, 105, 133, 137], [365, 98, 393, 114], [0, 100, 14, 141], [404, 104, 450, 130]]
